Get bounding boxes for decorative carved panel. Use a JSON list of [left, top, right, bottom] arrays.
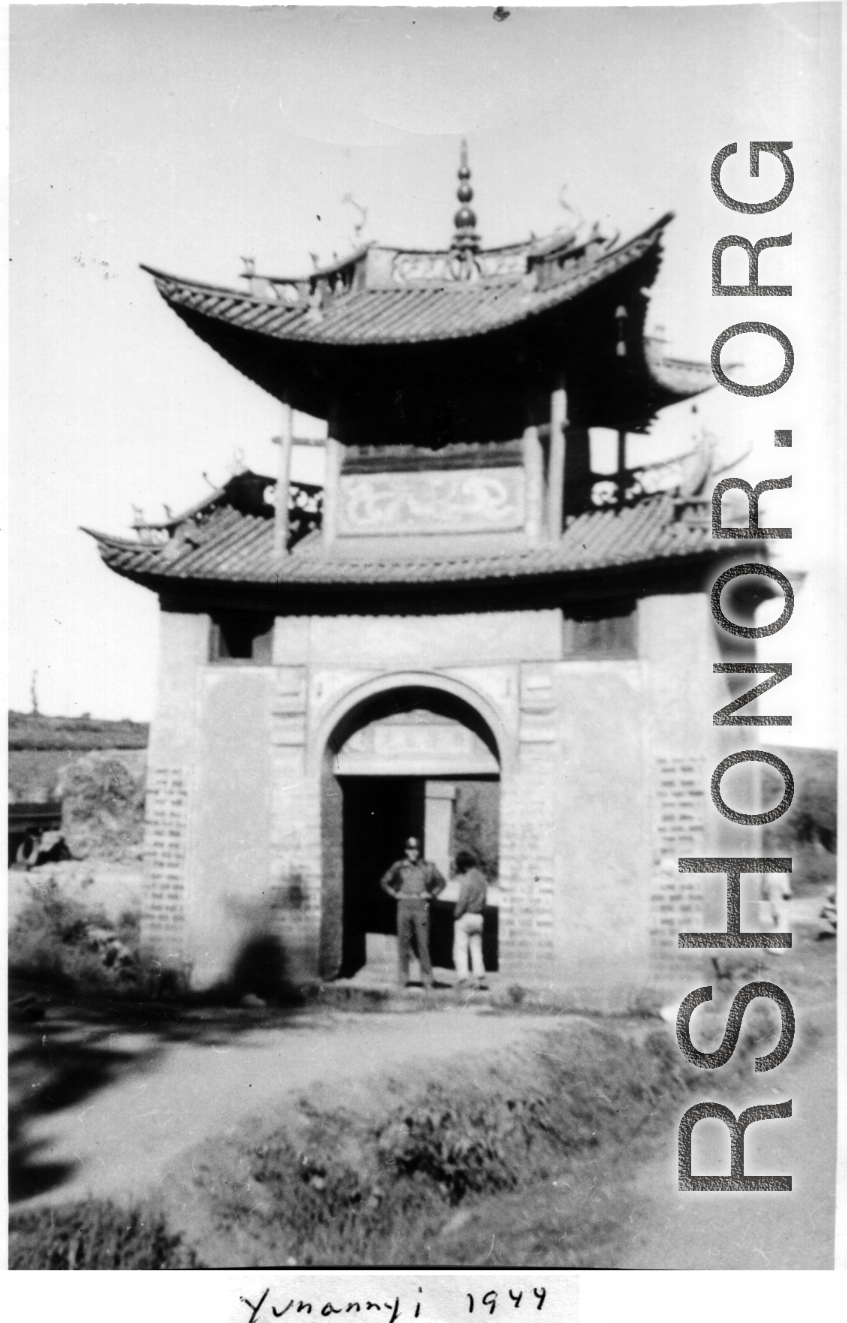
[[390, 249, 527, 285], [338, 468, 525, 536], [335, 709, 498, 776]]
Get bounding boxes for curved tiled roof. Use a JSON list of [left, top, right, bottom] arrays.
[[142, 218, 672, 349], [86, 494, 715, 593], [140, 212, 715, 430]]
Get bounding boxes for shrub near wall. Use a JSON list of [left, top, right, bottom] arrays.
[[9, 877, 140, 989]]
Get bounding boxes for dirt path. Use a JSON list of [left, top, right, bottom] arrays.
[[11, 918, 837, 1268], [10, 1001, 557, 1210], [617, 1000, 837, 1269]]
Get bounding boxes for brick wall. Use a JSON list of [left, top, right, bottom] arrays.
[[639, 593, 722, 984], [497, 665, 557, 980], [142, 764, 190, 962], [649, 756, 706, 976], [498, 749, 557, 980]]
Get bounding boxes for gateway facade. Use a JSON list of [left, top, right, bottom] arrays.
[[90, 153, 744, 1004]]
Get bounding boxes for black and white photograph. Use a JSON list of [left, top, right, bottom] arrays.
[[7, 1, 842, 1283]]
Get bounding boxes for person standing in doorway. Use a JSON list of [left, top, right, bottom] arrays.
[[380, 837, 445, 988], [452, 849, 488, 989]]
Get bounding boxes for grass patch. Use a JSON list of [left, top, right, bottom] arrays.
[[9, 1199, 200, 1269], [178, 1017, 692, 1266], [8, 710, 148, 751]]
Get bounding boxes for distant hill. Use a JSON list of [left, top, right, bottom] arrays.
[[8, 711, 149, 752]]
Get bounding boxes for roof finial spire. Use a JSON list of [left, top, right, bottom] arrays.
[[452, 139, 479, 251]]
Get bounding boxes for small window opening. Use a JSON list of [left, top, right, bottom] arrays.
[[210, 612, 274, 663], [562, 598, 637, 659]]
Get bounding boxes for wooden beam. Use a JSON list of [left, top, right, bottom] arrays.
[[273, 402, 294, 558], [548, 386, 567, 538]]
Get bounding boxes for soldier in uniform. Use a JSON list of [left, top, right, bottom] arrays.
[[380, 836, 446, 987]]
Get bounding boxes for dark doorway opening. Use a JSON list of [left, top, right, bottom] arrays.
[[338, 775, 499, 979], [340, 776, 424, 977]]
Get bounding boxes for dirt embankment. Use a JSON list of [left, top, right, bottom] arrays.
[[10, 996, 694, 1268]]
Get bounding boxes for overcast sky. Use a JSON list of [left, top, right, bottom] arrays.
[[8, 3, 841, 745]]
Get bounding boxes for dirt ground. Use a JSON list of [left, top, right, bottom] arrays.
[[9, 899, 837, 1268], [617, 1001, 837, 1269], [10, 996, 559, 1208]]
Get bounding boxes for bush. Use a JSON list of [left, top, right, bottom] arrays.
[[9, 1199, 200, 1269], [378, 1090, 552, 1204], [9, 878, 141, 989]]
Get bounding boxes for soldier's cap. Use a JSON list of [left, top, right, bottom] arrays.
[[404, 837, 421, 849]]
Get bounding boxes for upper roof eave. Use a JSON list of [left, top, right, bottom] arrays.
[[140, 213, 676, 352], [81, 525, 142, 551]]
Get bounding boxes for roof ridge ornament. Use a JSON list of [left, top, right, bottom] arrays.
[[341, 192, 368, 242], [451, 139, 481, 280]]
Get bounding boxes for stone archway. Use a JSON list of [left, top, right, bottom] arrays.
[[319, 681, 502, 981]]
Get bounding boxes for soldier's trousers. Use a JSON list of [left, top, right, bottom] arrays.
[[397, 899, 433, 986]]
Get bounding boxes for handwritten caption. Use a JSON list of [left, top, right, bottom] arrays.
[[241, 1287, 546, 1323]]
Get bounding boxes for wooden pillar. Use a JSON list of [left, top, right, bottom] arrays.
[[522, 424, 543, 543], [547, 385, 567, 538], [273, 401, 294, 559], [322, 408, 343, 550], [616, 429, 627, 507]]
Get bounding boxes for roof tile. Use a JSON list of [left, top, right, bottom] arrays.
[[143, 221, 676, 349], [87, 495, 715, 592]]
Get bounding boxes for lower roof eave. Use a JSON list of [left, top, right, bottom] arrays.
[[113, 550, 722, 613]]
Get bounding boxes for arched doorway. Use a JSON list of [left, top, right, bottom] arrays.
[[320, 684, 501, 980]]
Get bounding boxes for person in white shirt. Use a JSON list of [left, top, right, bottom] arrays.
[[452, 849, 488, 989]]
